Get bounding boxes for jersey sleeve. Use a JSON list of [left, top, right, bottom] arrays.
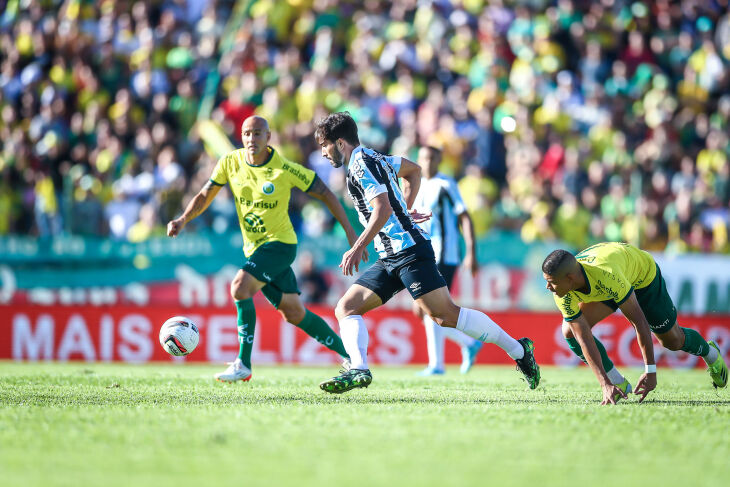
[[354, 157, 388, 202], [555, 293, 582, 321], [209, 155, 228, 186], [386, 155, 402, 173], [283, 159, 316, 192], [444, 177, 467, 215]]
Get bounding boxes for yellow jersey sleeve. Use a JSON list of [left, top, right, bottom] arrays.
[[554, 293, 582, 321], [210, 155, 229, 186], [280, 159, 316, 192]]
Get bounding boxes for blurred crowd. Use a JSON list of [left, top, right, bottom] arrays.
[[1, 0, 730, 254]]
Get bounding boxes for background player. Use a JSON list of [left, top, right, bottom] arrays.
[[543, 242, 728, 405], [168, 116, 363, 382], [412, 146, 483, 375], [314, 112, 540, 393]]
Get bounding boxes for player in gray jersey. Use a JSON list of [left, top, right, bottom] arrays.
[[412, 146, 483, 375]]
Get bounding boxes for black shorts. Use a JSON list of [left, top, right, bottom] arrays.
[[355, 241, 448, 303], [438, 263, 458, 290]]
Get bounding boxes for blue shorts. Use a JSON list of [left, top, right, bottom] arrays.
[[355, 241, 447, 303]]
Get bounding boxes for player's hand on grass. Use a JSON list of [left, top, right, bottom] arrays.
[[167, 218, 185, 237], [633, 372, 656, 403], [600, 383, 625, 405], [340, 245, 364, 276], [409, 209, 432, 223]]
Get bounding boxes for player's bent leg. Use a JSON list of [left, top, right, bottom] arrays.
[[277, 293, 350, 360], [320, 285, 382, 394], [417, 288, 540, 389], [656, 322, 726, 388]]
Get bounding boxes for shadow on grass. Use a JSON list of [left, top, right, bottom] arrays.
[[638, 399, 730, 406], [4, 391, 729, 407]]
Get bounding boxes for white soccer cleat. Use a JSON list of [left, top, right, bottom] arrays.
[[215, 359, 252, 383]]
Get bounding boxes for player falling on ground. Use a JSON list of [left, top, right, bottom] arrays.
[[412, 146, 483, 375], [168, 116, 362, 382], [542, 242, 728, 405], [313, 112, 540, 393]]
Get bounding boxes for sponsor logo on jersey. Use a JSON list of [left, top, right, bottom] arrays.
[[281, 163, 312, 186], [237, 197, 278, 209], [243, 212, 267, 233], [262, 182, 275, 195]]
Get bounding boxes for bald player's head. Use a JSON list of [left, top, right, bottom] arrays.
[[542, 249, 581, 297], [242, 116, 270, 133], [241, 116, 271, 160]]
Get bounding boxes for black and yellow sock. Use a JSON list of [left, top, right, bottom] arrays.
[[296, 309, 349, 359], [236, 298, 256, 368]]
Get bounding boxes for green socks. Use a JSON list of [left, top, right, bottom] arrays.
[[680, 327, 710, 357], [236, 298, 256, 368], [236, 301, 349, 367], [296, 310, 350, 359], [566, 336, 615, 372]]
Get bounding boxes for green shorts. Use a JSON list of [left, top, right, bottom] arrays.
[[602, 264, 677, 334], [242, 241, 300, 308]]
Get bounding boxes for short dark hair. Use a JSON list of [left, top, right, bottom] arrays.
[[542, 249, 575, 276], [424, 146, 442, 158], [315, 112, 360, 146]]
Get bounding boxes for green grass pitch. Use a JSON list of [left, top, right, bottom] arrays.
[[1, 362, 728, 487]]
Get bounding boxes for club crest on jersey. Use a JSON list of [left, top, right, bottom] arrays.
[[262, 182, 275, 195]]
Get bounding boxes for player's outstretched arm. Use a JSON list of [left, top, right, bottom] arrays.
[[167, 181, 221, 237], [569, 316, 626, 405], [340, 193, 392, 276], [396, 158, 421, 209], [306, 176, 367, 262], [618, 292, 657, 402], [457, 211, 478, 276]]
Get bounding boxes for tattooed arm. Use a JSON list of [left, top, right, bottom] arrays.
[[167, 181, 222, 237], [306, 175, 366, 260]]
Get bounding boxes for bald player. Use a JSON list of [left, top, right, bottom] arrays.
[[543, 242, 727, 405], [168, 116, 364, 382]]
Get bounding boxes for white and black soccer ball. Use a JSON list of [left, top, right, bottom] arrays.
[[159, 316, 200, 356]]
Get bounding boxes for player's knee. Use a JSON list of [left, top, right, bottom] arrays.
[[335, 298, 357, 321], [230, 280, 253, 301], [562, 322, 574, 339]]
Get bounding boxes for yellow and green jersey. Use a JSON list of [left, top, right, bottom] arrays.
[[554, 242, 657, 321], [210, 146, 316, 257]]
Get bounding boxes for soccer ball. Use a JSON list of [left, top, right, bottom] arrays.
[[159, 316, 200, 356]]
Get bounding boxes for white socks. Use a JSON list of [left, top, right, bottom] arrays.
[[704, 345, 719, 365], [424, 316, 480, 370], [423, 316, 445, 370], [339, 315, 369, 370], [606, 367, 625, 385], [455, 307, 525, 360]]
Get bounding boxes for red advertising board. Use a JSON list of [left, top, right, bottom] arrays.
[[1, 305, 729, 368]]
